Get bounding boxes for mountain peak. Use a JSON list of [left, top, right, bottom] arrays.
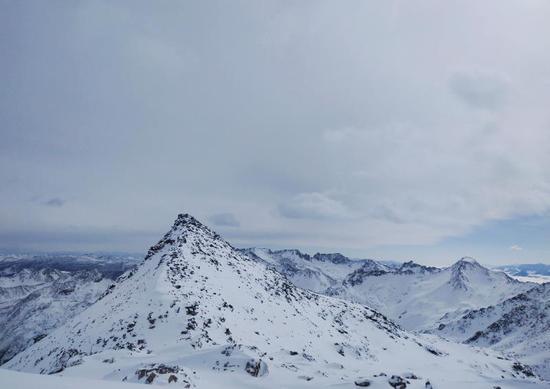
[[144, 213, 222, 260], [450, 257, 486, 271], [171, 213, 207, 231], [457, 256, 479, 265], [449, 257, 489, 290]]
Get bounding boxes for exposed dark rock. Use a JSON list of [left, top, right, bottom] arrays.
[[512, 362, 535, 377], [245, 359, 268, 377], [388, 375, 407, 388], [354, 378, 371, 386], [168, 374, 178, 383], [145, 372, 156, 384]]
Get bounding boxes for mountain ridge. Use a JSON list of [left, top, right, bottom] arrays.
[[5, 213, 543, 387]]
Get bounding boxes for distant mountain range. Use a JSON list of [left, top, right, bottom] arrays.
[[240, 249, 534, 330], [494, 263, 550, 276], [4, 214, 543, 388], [0, 253, 141, 279], [493, 263, 550, 284], [0, 253, 139, 364], [0, 220, 548, 386]]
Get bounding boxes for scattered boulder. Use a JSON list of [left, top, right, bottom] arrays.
[[136, 364, 180, 384], [245, 359, 268, 377], [145, 372, 156, 384], [389, 375, 407, 388], [33, 334, 47, 343], [354, 378, 371, 386], [512, 362, 535, 377]]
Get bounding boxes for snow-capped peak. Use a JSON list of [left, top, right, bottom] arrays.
[[448, 257, 489, 290], [144, 213, 223, 261], [455, 256, 480, 266]]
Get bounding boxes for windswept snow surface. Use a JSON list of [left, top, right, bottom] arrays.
[[1, 366, 546, 389], [4, 214, 544, 388], [0, 368, 148, 389]]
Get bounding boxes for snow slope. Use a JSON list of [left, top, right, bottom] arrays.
[[435, 282, 550, 380], [0, 368, 149, 389], [4, 214, 543, 387]]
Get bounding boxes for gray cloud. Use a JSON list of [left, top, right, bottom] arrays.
[[278, 192, 353, 221], [0, 227, 158, 253], [42, 198, 66, 207], [1, 1, 550, 265], [449, 71, 510, 110], [209, 213, 240, 227]]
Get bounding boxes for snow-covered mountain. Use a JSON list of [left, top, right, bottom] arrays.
[[0, 253, 141, 279], [328, 257, 533, 330], [4, 214, 543, 388], [239, 248, 389, 293], [434, 282, 550, 380], [0, 267, 112, 364], [242, 251, 534, 332]]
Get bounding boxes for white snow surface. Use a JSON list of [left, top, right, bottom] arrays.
[[3, 214, 545, 387]]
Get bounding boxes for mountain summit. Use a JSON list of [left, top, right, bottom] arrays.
[[5, 214, 542, 387]]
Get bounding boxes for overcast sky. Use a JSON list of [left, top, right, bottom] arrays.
[[1, 1, 550, 265]]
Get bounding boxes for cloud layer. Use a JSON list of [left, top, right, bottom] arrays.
[[1, 1, 550, 264]]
